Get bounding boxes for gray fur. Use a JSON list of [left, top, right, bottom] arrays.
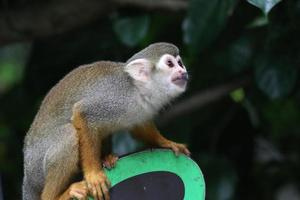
[[23, 43, 181, 199], [127, 42, 179, 64]]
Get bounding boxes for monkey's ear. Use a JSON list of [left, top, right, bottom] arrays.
[[125, 59, 152, 82]]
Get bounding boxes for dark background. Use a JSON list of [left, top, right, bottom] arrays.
[[0, 0, 300, 199]]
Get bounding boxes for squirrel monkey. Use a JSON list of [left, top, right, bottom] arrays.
[[23, 42, 190, 200]]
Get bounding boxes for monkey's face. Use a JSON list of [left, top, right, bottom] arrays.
[[125, 53, 188, 100], [154, 54, 188, 96]]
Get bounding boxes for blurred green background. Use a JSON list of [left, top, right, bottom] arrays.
[[0, 0, 300, 199]]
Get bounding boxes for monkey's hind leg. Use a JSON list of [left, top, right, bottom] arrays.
[[72, 102, 111, 200], [42, 172, 88, 200], [41, 124, 88, 200]]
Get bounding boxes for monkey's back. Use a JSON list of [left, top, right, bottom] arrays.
[[23, 61, 133, 198], [25, 61, 127, 145]]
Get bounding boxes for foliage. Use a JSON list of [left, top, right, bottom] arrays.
[[0, 44, 30, 94], [183, 0, 237, 53], [113, 15, 150, 47], [0, 0, 300, 199], [247, 0, 282, 15], [255, 56, 298, 99]]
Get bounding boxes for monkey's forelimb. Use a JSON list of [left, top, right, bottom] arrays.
[[131, 121, 191, 156]]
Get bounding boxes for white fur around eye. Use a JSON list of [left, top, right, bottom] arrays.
[[157, 54, 177, 70], [175, 55, 185, 69]]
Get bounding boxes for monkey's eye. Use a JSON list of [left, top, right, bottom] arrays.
[[178, 60, 183, 68], [167, 60, 174, 68]]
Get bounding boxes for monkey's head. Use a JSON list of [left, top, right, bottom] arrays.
[[125, 43, 188, 101]]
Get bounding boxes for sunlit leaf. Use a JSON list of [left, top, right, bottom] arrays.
[[113, 15, 150, 47], [247, 0, 282, 15], [255, 57, 298, 99], [230, 88, 245, 103], [247, 15, 269, 28], [183, 0, 237, 53]]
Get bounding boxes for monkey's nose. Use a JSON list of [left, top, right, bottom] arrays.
[[181, 72, 189, 81]]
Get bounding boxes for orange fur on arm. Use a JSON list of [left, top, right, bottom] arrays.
[[72, 110, 102, 173], [130, 121, 170, 147]]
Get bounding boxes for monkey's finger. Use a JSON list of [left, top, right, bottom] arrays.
[[70, 191, 84, 200], [107, 162, 112, 169], [110, 158, 118, 168], [103, 161, 111, 169], [80, 181, 88, 189], [101, 182, 110, 200], [104, 155, 119, 169], [73, 189, 87, 196], [178, 144, 188, 153], [105, 178, 111, 188], [108, 159, 114, 168], [80, 189, 89, 198], [171, 146, 180, 156], [77, 191, 87, 200], [183, 147, 191, 156], [86, 184, 93, 197], [91, 185, 99, 200], [87, 183, 93, 191], [113, 156, 119, 163], [96, 183, 103, 200]]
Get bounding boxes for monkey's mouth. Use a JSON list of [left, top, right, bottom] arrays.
[[172, 76, 188, 88]]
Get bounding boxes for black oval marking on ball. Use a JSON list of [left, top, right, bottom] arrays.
[[110, 171, 185, 200]]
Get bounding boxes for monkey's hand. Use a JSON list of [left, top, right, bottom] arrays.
[[69, 181, 88, 200], [85, 170, 110, 200], [103, 154, 119, 170], [160, 140, 191, 156]]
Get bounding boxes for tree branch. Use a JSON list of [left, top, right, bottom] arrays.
[[0, 0, 188, 45], [114, 0, 188, 11], [158, 75, 252, 126]]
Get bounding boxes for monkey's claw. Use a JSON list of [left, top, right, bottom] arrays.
[[162, 141, 191, 156], [103, 154, 119, 169], [85, 170, 111, 200], [69, 181, 88, 200]]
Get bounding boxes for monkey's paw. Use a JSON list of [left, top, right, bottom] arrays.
[[161, 141, 191, 156], [85, 170, 111, 200], [103, 154, 119, 169], [69, 181, 88, 200]]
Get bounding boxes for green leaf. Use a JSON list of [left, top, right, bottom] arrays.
[[214, 35, 253, 74], [183, 0, 237, 53], [247, 15, 269, 28], [0, 43, 31, 92], [263, 100, 300, 139], [113, 15, 150, 47], [255, 57, 298, 99], [0, 63, 19, 84], [230, 88, 245, 103], [247, 0, 282, 15], [243, 99, 260, 127]]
